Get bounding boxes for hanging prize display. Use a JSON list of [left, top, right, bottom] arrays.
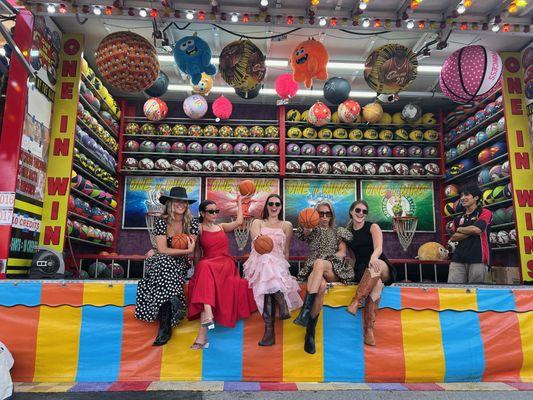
[[401, 103, 422, 123], [235, 84, 262, 100], [323, 77, 351, 105], [219, 39, 266, 92], [191, 72, 214, 95], [144, 71, 169, 97], [364, 44, 418, 94], [183, 94, 208, 119], [143, 98, 168, 121], [337, 99, 361, 123], [308, 101, 331, 126], [290, 39, 329, 88], [275, 73, 299, 99], [212, 95, 233, 121], [362, 102, 384, 123], [173, 33, 217, 85]]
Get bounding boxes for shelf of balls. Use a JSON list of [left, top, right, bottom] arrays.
[[491, 222, 516, 230], [444, 109, 504, 149], [73, 163, 117, 195], [444, 198, 514, 219], [445, 130, 506, 166], [491, 246, 518, 252], [75, 139, 116, 176], [124, 122, 280, 138], [444, 175, 511, 202], [66, 235, 112, 249], [285, 154, 440, 162], [285, 138, 441, 146], [77, 118, 118, 156], [68, 211, 114, 232], [70, 188, 117, 214], [282, 172, 442, 180], [285, 121, 440, 130], [122, 134, 280, 142], [123, 152, 279, 159], [120, 169, 280, 177], [444, 153, 509, 184], [79, 93, 119, 140], [82, 75, 121, 123], [124, 117, 278, 126]]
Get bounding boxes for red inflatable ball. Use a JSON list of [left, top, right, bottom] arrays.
[[275, 73, 299, 99], [308, 101, 331, 127], [212, 95, 233, 121], [143, 98, 168, 121]]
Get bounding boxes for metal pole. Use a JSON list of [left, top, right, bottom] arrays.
[[0, 19, 36, 81]]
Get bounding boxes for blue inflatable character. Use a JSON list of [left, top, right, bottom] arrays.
[[173, 34, 216, 85]]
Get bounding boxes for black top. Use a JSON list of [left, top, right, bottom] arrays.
[[154, 217, 200, 248], [452, 206, 492, 264], [347, 221, 389, 265]]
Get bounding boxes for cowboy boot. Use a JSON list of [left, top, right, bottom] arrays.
[[304, 314, 319, 354], [293, 293, 317, 327], [153, 301, 172, 346], [259, 294, 275, 346], [347, 269, 380, 315], [272, 291, 291, 320], [363, 297, 381, 346]]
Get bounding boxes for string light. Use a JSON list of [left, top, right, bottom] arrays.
[[406, 19, 414, 29], [502, 23, 510, 32], [231, 13, 239, 22], [104, 6, 113, 15], [93, 5, 102, 15], [492, 24, 500, 32], [509, 2, 518, 13], [186, 10, 194, 20], [456, 2, 466, 14], [319, 17, 327, 26], [138, 8, 147, 17], [198, 10, 206, 20], [242, 13, 250, 22], [373, 19, 381, 28], [46, 3, 56, 13], [330, 17, 337, 27], [359, 2, 367, 10], [464, 0, 472, 6], [418, 20, 425, 29], [150, 8, 158, 17], [362, 18, 370, 28], [128, 8, 135, 16], [460, 22, 468, 30], [286, 15, 294, 24], [260, 0, 269, 6], [59, 3, 67, 14]]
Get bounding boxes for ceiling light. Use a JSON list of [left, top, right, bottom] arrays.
[[0, 48, 6, 57], [47, 3, 56, 13], [139, 8, 147, 17], [29, 48, 40, 57], [93, 5, 102, 15], [260, 0, 269, 6], [319, 17, 327, 26], [231, 13, 239, 22], [492, 23, 500, 32], [362, 18, 370, 28], [406, 19, 415, 29], [359, 1, 367, 10], [456, 2, 466, 14], [186, 10, 194, 20]]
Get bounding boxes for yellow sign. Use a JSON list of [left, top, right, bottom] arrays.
[[39, 35, 83, 251], [501, 52, 533, 282]]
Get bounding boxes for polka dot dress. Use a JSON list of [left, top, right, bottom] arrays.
[[295, 226, 354, 283], [135, 217, 199, 327]]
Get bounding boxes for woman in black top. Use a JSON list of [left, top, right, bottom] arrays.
[[345, 200, 395, 346]]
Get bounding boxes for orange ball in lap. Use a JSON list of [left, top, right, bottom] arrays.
[[172, 233, 189, 249], [298, 208, 320, 229], [253, 235, 274, 255]]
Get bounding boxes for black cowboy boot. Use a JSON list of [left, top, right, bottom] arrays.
[[304, 314, 319, 354], [272, 291, 291, 320], [293, 292, 316, 327], [153, 301, 172, 346], [258, 294, 275, 346]]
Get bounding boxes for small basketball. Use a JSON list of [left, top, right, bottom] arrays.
[[171, 233, 189, 249], [239, 179, 256, 196], [253, 235, 274, 255], [298, 208, 320, 229]]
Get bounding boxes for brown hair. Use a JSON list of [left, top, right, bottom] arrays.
[[261, 194, 283, 220], [161, 199, 194, 234]]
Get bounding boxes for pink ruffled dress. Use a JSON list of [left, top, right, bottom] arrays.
[[243, 226, 303, 315]]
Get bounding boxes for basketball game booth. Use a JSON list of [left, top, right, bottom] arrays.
[[0, 10, 532, 386]]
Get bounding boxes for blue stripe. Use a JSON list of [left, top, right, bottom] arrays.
[[76, 306, 123, 382], [0, 282, 42, 306], [476, 289, 516, 312], [440, 310, 485, 382], [323, 307, 365, 382], [124, 283, 137, 305], [202, 321, 243, 381], [380, 286, 401, 310]]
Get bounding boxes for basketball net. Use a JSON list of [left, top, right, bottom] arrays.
[[145, 190, 165, 249], [232, 215, 254, 251], [392, 216, 418, 251]]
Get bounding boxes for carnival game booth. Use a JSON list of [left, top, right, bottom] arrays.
[[0, 0, 532, 385]]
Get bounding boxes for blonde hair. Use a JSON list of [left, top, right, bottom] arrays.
[[315, 200, 336, 228], [162, 200, 194, 234]]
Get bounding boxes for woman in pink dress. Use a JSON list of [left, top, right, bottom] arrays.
[[243, 194, 303, 346], [187, 196, 257, 349]]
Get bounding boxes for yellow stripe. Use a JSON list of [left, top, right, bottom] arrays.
[[82, 283, 124, 306], [438, 288, 478, 311], [14, 199, 43, 214], [323, 285, 355, 307], [33, 306, 81, 382], [160, 319, 202, 380], [518, 312, 533, 382], [7, 258, 32, 267], [402, 309, 445, 382], [6, 269, 30, 275], [282, 308, 324, 382]]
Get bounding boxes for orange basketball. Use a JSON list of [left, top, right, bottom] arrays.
[[171, 233, 189, 249], [99, 251, 110, 256], [253, 235, 274, 255], [298, 208, 320, 229], [239, 179, 256, 196]]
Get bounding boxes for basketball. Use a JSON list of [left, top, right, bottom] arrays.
[[239, 179, 256, 196], [171, 233, 189, 249], [253, 235, 274, 255], [298, 208, 320, 229], [444, 202, 455, 216]]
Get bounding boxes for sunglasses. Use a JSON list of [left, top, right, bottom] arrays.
[[318, 211, 332, 217], [354, 208, 368, 215], [268, 202, 281, 207], [206, 209, 220, 214]]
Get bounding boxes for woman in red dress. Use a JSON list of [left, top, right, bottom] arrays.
[[187, 196, 257, 349]]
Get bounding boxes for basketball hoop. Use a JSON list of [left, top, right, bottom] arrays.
[[392, 216, 418, 251], [145, 190, 165, 249], [232, 215, 254, 251]]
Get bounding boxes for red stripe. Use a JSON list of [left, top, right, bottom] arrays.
[[513, 290, 533, 312], [401, 288, 440, 310], [242, 311, 283, 382], [479, 312, 523, 381], [0, 306, 40, 381], [40, 282, 84, 306], [364, 309, 405, 382], [118, 306, 162, 381]]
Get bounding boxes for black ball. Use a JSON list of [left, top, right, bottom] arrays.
[[323, 77, 351, 105], [235, 84, 261, 100], [144, 71, 169, 97]]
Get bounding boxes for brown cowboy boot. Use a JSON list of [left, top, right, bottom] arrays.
[[363, 296, 381, 346], [346, 269, 380, 315], [259, 294, 275, 346], [272, 291, 291, 320]]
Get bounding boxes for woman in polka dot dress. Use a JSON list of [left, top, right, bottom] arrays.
[[135, 187, 199, 346]]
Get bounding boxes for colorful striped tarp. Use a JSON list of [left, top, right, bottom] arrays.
[[0, 281, 532, 383]]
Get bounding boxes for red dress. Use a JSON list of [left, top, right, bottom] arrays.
[[187, 229, 257, 327]]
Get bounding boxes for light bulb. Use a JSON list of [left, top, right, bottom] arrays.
[[139, 8, 147, 17], [359, 2, 367, 10], [492, 23, 500, 32], [362, 18, 370, 28], [260, 0, 269, 6], [231, 13, 239, 22], [457, 3, 466, 14], [406, 19, 415, 29], [93, 6, 102, 15], [47, 3, 56, 13], [319, 17, 327, 26], [186, 10, 194, 20]]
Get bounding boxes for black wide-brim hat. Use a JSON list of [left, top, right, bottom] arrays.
[[159, 187, 197, 204]]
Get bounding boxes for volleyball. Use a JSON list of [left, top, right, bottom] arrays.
[[143, 98, 168, 121]]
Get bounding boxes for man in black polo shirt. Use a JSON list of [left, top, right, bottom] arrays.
[[448, 184, 492, 284]]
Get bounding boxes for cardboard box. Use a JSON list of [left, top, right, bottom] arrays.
[[491, 266, 521, 285]]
